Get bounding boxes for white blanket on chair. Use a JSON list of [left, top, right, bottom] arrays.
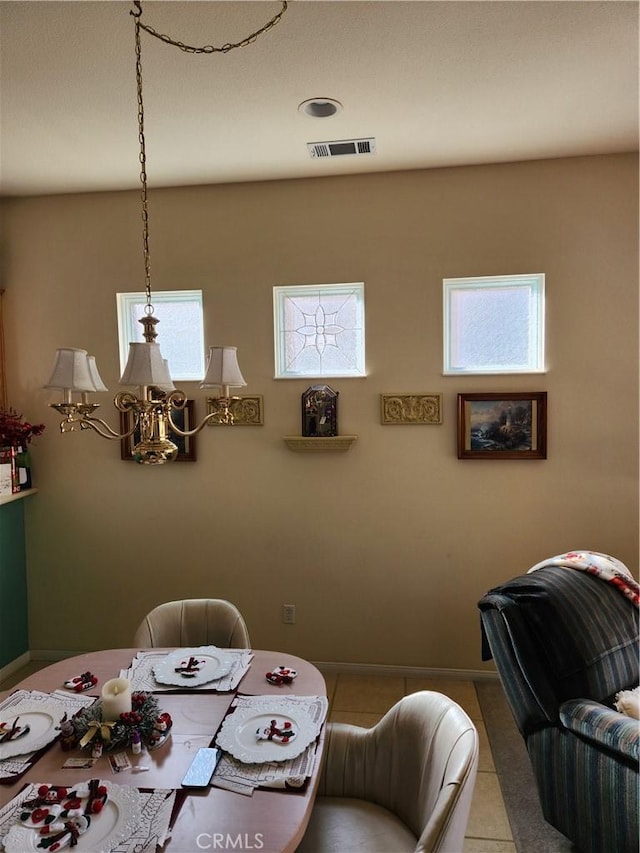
[[527, 550, 639, 608]]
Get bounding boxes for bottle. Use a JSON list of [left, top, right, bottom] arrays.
[[132, 728, 142, 754]]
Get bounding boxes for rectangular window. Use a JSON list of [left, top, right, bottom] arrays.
[[273, 283, 366, 378], [117, 290, 204, 381], [443, 274, 545, 374]]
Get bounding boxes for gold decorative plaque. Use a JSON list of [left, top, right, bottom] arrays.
[[207, 395, 264, 426], [380, 394, 443, 425]]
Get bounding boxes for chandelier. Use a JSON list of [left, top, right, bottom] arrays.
[[44, 1, 288, 464]]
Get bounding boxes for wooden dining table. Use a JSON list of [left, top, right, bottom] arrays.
[[0, 648, 327, 853]]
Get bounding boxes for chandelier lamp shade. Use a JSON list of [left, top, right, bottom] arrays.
[[43, 1, 287, 464]]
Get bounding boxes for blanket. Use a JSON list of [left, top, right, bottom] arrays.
[[527, 550, 639, 608]]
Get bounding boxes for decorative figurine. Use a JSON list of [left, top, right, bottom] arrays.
[[302, 385, 338, 437]]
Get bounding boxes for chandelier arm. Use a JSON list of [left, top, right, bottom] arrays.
[[167, 409, 230, 438], [78, 415, 140, 441], [131, 2, 288, 55]]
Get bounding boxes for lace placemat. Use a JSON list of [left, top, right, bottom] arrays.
[[120, 649, 253, 693], [212, 694, 327, 795], [0, 781, 175, 853], [0, 690, 95, 781]]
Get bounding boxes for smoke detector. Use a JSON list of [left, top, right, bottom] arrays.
[[307, 138, 376, 159]]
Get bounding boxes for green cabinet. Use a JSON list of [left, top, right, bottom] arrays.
[[0, 498, 28, 668]]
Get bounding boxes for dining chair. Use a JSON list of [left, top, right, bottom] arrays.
[[132, 598, 251, 648], [297, 690, 479, 853]]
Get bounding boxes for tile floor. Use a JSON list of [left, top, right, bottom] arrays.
[[0, 665, 515, 852]]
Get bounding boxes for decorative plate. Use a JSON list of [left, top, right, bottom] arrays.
[[0, 701, 65, 760], [215, 700, 319, 763], [3, 781, 141, 853], [153, 647, 234, 687]]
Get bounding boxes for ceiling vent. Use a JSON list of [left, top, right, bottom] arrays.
[[307, 138, 376, 159]]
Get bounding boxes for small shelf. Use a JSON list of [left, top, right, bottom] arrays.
[[283, 436, 358, 453], [0, 488, 38, 507]]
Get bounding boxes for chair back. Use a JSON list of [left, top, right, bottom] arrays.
[[478, 566, 639, 736], [319, 691, 479, 853], [133, 598, 251, 648]]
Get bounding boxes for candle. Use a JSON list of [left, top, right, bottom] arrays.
[[101, 677, 132, 721]]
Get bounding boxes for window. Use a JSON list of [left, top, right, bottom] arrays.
[[273, 283, 366, 378], [443, 274, 545, 375], [117, 290, 204, 381]]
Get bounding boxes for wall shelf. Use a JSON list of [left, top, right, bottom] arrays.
[[0, 488, 38, 507], [283, 436, 358, 453]]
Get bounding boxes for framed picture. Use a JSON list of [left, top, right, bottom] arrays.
[[457, 392, 547, 459], [120, 399, 196, 462]]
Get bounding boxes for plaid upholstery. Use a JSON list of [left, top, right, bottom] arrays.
[[478, 566, 639, 853]]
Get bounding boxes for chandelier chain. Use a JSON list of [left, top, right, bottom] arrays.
[[130, 0, 288, 319], [135, 1, 288, 54], [133, 16, 152, 315]]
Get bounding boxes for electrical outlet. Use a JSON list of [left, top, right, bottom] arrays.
[[282, 604, 296, 624]]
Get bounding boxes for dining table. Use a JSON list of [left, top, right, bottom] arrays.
[[0, 647, 327, 853]]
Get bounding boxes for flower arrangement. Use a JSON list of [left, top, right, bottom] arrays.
[[61, 692, 172, 755], [0, 407, 45, 447]]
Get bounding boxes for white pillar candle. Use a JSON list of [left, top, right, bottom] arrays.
[[101, 677, 132, 721]]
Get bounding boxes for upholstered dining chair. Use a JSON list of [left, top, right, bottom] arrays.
[[133, 598, 251, 648], [297, 691, 479, 853]]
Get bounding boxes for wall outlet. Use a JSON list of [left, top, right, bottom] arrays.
[[282, 604, 296, 624]]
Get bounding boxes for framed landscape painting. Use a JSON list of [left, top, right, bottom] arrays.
[[457, 392, 547, 459]]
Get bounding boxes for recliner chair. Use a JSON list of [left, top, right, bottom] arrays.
[[133, 598, 251, 648], [478, 565, 639, 853]]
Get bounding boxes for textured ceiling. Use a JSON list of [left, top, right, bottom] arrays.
[[0, 0, 638, 196]]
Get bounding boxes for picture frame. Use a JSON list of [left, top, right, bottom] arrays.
[[301, 385, 338, 437], [120, 399, 196, 462], [457, 392, 547, 459]]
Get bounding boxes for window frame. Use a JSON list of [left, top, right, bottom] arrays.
[[443, 273, 545, 375], [273, 282, 366, 379], [116, 290, 205, 381]]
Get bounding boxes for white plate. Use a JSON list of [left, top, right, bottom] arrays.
[[3, 781, 140, 853], [0, 701, 65, 759], [153, 646, 234, 687], [216, 701, 319, 763]]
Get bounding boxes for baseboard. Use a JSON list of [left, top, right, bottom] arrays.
[[0, 651, 31, 684], [28, 650, 499, 681], [310, 660, 499, 680]]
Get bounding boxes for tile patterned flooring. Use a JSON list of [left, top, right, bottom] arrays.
[[0, 665, 515, 852]]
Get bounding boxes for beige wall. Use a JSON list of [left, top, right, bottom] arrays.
[[1, 153, 638, 672]]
